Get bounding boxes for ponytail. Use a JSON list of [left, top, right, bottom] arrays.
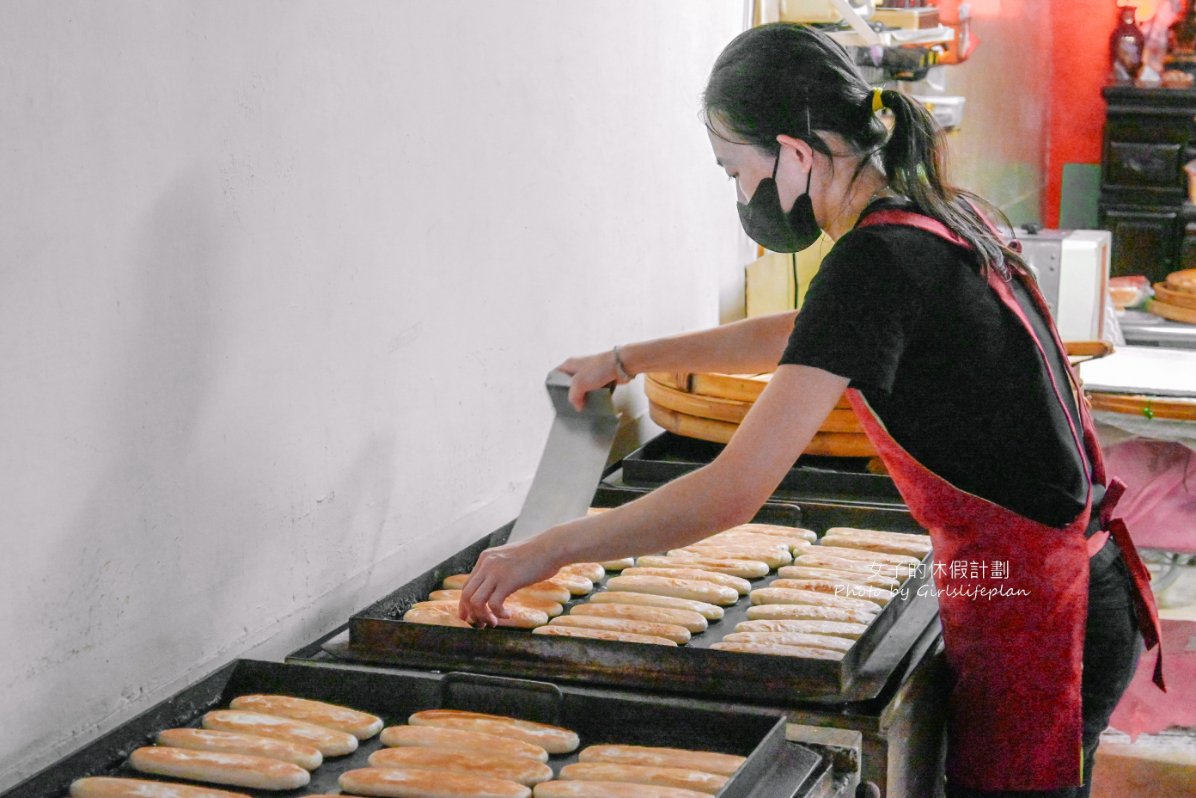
[[877, 89, 1023, 277]]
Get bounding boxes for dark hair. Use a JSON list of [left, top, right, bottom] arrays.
[[703, 23, 1021, 276]]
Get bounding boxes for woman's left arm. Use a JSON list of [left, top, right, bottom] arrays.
[[459, 364, 850, 626]]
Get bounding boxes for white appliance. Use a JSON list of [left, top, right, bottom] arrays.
[[1016, 227, 1112, 343]]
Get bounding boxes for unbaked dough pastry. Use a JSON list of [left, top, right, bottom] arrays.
[[768, 579, 893, 607], [721, 631, 855, 652], [710, 641, 844, 660], [730, 522, 818, 542], [586, 591, 724, 621], [733, 618, 868, 639], [745, 603, 877, 624], [748, 588, 880, 614], [701, 532, 812, 555], [567, 601, 708, 633], [793, 553, 913, 582], [618, 566, 750, 595], [671, 545, 791, 569], [634, 555, 768, 580], [606, 574, 738, 606], [532, 625, 676, 646], [809, 546, 920, 567], [546, 614, 691, 645], [777, 565, 900, 589]]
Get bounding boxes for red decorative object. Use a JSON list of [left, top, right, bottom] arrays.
[[1111, 4, 1146, 81]]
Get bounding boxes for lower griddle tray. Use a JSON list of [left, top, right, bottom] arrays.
[[344, 488, 936, 705], [3, 660, 827, 798]]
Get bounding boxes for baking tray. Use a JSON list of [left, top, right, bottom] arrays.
[[3, 660, 830, 798], [618, 432, 904, 505], [342, 487, 935, 705]]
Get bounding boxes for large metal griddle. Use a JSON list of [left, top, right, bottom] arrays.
[[339, 486, 937, 706], [2, 660, 832, 798]]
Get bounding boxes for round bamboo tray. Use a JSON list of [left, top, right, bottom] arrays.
[[1148, 297, 1196, 325], [645, 372, 877, 458], [1153, 282, 1196, 311]]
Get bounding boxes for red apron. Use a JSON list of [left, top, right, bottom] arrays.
[[848, 210, 1165, 792]]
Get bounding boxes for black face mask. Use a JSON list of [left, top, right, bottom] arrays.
[[737, 151, 820, 253]]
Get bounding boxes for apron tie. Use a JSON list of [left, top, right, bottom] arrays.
[[1099, 478, 1166, 690]]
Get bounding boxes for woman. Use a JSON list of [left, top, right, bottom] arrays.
[[459, 23, 1163, 797]]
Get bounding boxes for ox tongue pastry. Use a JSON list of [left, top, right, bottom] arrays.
[[155, 728, 323, 770], [340, 766, 531, 798], [407, 709, 580, 754], [70, 779, 251, 798], [228, 694, 383, 739], [201, 710, 358, 756], [380, 724, 550, 762], [127, 747, 310, 791], [369, 747, 554, 786]]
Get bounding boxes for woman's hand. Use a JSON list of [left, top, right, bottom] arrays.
[[458, 535, 563, 627], [556, 350, 623, 411]]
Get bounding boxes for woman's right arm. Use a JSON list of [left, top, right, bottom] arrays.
[[558, 310, 798, 410]]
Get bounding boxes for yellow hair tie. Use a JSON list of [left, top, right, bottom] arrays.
[[871, 88, 885, 113]]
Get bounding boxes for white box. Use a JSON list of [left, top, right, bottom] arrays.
[[1017, 228, 1112, 343]]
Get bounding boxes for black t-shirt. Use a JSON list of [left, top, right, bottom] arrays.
[[779, 201, 1091, 528]]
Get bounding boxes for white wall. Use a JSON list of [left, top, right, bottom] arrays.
[[908, 7, 1052, 226], [0, 2, 746, 788]]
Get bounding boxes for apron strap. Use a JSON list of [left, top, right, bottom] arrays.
[[857, 209, 970, 248]]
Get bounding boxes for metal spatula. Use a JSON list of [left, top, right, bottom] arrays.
[[506, 370, 620, 544]]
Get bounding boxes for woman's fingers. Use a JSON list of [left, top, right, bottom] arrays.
[[558, 352, 617, 411], [459, 553, 517, 627], [459, 537, 558, 627], [569, 381, 587, 411], [558, 357, 590, 410], [487, 586, 511, 620], [459, 572, 496, 625]]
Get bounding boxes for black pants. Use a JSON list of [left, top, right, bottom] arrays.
[[945, 536, 1144, 798]]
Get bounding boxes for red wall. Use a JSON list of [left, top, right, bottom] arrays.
[[1044, 2, 1161, 227]]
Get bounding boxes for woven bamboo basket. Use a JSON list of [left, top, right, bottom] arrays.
[[644, 371, 877, 458]]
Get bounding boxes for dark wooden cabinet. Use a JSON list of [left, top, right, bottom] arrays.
[[1099, 85, 1196, 284], [1098, 207, 1178, 275]]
